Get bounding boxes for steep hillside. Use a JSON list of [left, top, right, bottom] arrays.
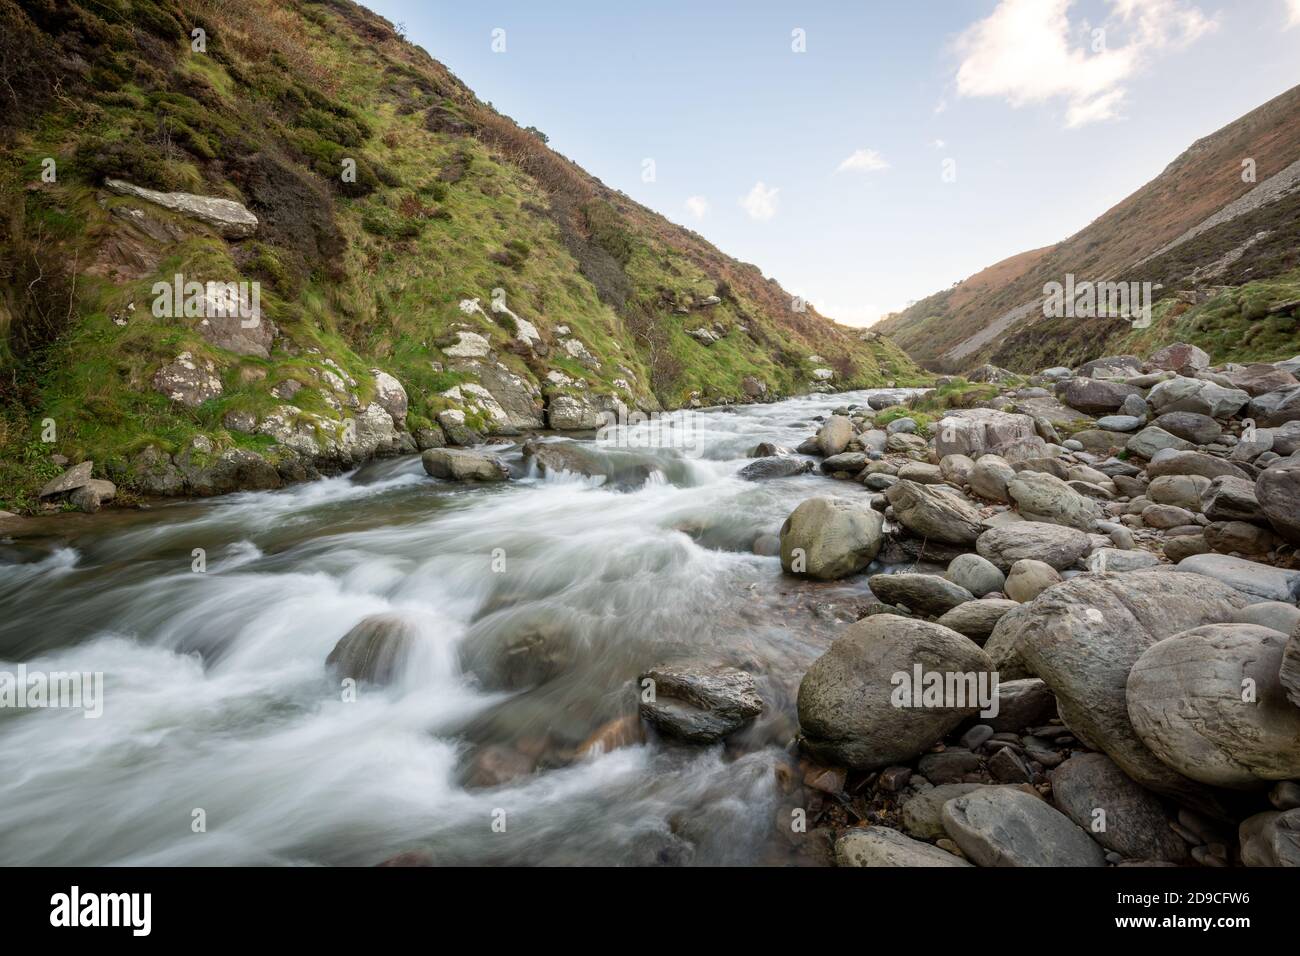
[[876, 84, 1300, 373], [0, 0, 924, 509]]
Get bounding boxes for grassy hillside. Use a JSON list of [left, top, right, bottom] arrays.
[[875, 84, 1300, 373], [0, 0, 925, 510]]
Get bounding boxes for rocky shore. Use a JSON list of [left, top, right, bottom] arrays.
[[753, 343, 1300, 866]]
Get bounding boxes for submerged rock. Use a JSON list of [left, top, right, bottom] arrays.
[[638, 665, 762, 743], [422, 448, 509, 482]]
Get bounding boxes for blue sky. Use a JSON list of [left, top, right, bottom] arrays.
[[362, 0, 1300, 325]]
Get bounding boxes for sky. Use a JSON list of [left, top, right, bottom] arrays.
[[362, 0, 1300, 326]]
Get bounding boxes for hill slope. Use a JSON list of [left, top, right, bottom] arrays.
[[0, 0, 924, 508], [876, 84, 1300, 374]]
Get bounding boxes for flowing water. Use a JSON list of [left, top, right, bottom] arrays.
[[0, 388, 923, 866]]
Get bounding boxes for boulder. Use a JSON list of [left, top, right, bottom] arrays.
[[1147, 342, 1209, 376], [797, 615, 994, 770], [1151, 412, 1221, 444], [180, 447, 280, 495], [779, 496, 884, 580], [1232, 601, 1300, 636], [986, 678, 1057, 731], [738, 456, 814, 481], [1200, 475, 1262, 522], [1174, 553, 1300, 603], [1216, 364, 1300, 398], [1004, 559, 1061, 603], [902, 783, 1006, 840], [936, 599, 1019, 643], [1147, 377, 1248, 419], [1127, 624, 1300, 788], [975, 521, 1092, 572], [834, 826, 972, 867], [1126, 426, 1192, 459], [1006, 471, 1099, 531], [1256, 459, 1300, 543], [1079, 355, 1143, 379], [1049, 753, 1187, 862], [969, 454, 1017, 503], [1247, 385, 1300, 427], [639, 665, 762, 743], [1146, 450, 1249, 482], [939, 453, 975, 485], [1087, 548, 1159, 573], [984, 570, 1247, 808], [946, 553, 1006, 596], [1284, 626, 1300, 709], [884, 480, 985, 545], [1096, 415, 1142, 432], [933, 408, 1037, 459], [817, 415, 855, 456], [868, 573, 974, 616], [38, 460, 94, 498], [1147, 474, 1210, 511], [941, 788, 1106, 867], [1239, 810, 1300, 866], [326, 613, 419, 684], [822, 452, 871, 475], [547, 393, 606, 430], [460, 607, 576, 690], [421, 448, 509, 482], [1204, 521, 1275, 558], [1059, 377, 1140, 415]]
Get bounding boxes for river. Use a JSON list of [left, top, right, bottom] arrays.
[[0, 388, 922, 866]]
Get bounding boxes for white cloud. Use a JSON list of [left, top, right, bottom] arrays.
[[740, 181, 779, 220], [836, 148, 889, 173], [953, 0, 1217, 128], [1286, 0, 1300, 28], [684, 196, 710, 220]]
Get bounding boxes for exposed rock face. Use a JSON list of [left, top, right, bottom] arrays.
[[797, 615, 993, 770], [1050, 753, 1188, 862], [181, 447, 281, 495], [884, 480, 985, 545], [547, 393, 607, 430], [780, 497, 884, 580], [834, 826, 972, 867], [153, 352, 223, 407], [421, 448, 509, 482], [1128, 624, 1300, 789], [368, 370, 409, 426], [984, 570, 1247, 808], [941, 787, 1106, 867], [105, 178, 259, 238], [638, 665, 762, 742], [326, 613, 419, 684]]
